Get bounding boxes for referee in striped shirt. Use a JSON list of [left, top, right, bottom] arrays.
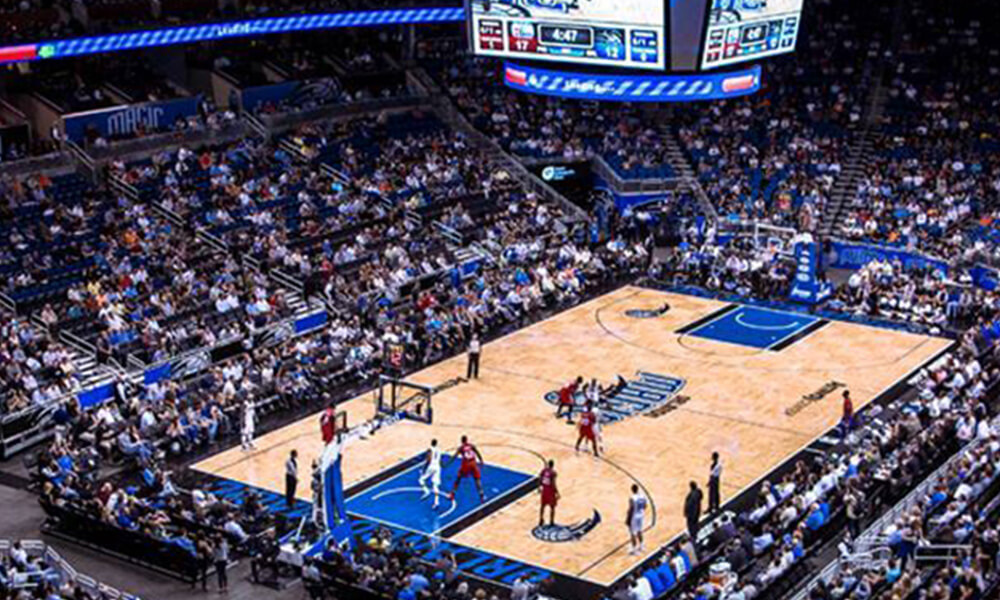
[[708, 452, 722, 515], [466, 333, 481, 379], [286, 450, 298, 508]]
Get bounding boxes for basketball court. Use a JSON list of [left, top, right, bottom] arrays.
[[191, 285, 951, 593]]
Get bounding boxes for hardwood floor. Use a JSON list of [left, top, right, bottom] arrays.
[[193, 286, 950, 585]]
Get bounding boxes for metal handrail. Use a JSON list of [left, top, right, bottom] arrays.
[[433, 221, 463, 245], [1, 539, 138, 599], [150, 201, 185, 228], [64, 139, 97, 182], [280, 137, 309, 162], [195, 229, 228, 253], [0, 150, 71, 178], [109, 173, 139, 201], [64, 139, 95, 170], [320, 162, 350, 184], [258, 96, 427, 134], [271, 268, 305, 293], [85, 121, 248, 164], [591, 153, 683, 194], [243, 110, 270, 140], [684, 176, 719, 223], [0, 290, 15, 314], [58, 328, 96, 356], [790, 414, 994, 600]]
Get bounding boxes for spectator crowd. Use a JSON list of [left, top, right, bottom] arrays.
[[4, 1, 1000, 599]]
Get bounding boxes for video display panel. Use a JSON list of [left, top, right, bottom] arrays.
[[469, 0, 667, 70], [701, 0, 802, 69]]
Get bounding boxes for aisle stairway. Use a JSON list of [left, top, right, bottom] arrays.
[[817, 0, 905, 236]]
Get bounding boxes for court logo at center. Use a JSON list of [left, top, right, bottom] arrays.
[[532, 510, 601, 543], [544, 372, 686, 424], [624, 302, 671, 319], [625, 308, 662, 319]]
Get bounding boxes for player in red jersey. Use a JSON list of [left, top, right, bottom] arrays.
[[575, 402, 600, 456], [538, 459, 560, 527], [447, 435, 486, 502], [320, 405, 338, 445]]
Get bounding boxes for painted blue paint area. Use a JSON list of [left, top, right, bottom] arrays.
[[349, 517, 553, 585], [346, 458, 534, 536], [685, 305, 818, 350], [195, 475, 552, 586]]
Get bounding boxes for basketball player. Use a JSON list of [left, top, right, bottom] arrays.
[[419, 439, 443, 508], [575, 402, 600, 456], [589, 384, 606, 454], [587, 378, 601, 406], [447, 435, 486, 502], [320, 404, 338, 445], [555, 377, 582, 423], [241, 399, 256, 451], [627, 484, 648, 555], [538, 460, 559, 527]]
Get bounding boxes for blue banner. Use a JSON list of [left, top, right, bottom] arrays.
[[609, 191, 672, 211], [459, 259, 482, 278], [294, 311, 328, 334], [63, 96, 201, 142], [970, 265, 999, 291], [78, 383, 115, 409], [827, 240, 948, 273], [789, 242, 831, 305], [503, 62, 761, 102], [144, 362, 172, 386], [241, 81, 299, 113]]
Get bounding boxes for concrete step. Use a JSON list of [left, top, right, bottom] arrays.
[[73, 354, 111, 389], [283, 288, 324, 315], [453, 247, 478, 262]]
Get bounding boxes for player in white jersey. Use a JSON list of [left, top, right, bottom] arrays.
[[587, 378, 600, 405], [627, 484, 648, 555], [419, 439, 443, 508], [589, 382, 605, 454], [241, 399, 256, 450]]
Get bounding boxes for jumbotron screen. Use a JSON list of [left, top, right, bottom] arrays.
[[468, 0, 667, 70], [701, 0, 802, 69]]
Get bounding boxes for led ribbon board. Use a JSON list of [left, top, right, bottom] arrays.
[[0, 7, 465, 65], [502, 62, 761, 102]]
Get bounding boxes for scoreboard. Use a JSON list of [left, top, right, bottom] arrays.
[[469, 0, 667, 70], [468, 0, 805, 72], [701, 0, 802, 69]]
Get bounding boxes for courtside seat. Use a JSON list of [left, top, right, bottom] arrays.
[[643, 568, 667, 596], [39, 499, 201, 581], [656, 562, 676, 591]]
